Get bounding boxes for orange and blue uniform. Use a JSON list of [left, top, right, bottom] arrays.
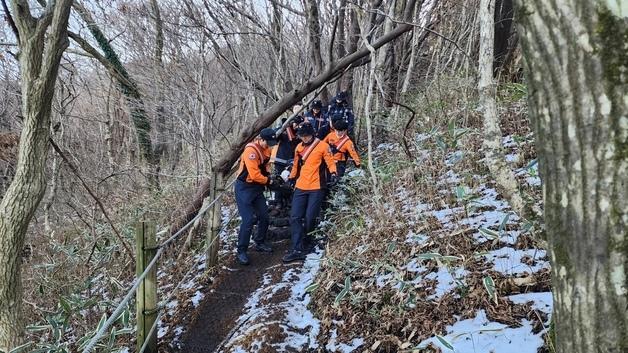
[[235, 142, 272, 254], [288, 138, 337, 253], [323, 131, 360, 177]]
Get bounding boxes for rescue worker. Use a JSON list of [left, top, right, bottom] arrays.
[[327, 91, 355, 136], [284, 124, 337, 262], [234, 128, 280, 265], [305, 99, 329, 139], [323, 119, 360, 177], [271, 115, 299, 211]]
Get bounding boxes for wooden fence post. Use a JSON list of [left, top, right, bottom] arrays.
[[136, 222, 158, 353], [206, 172, 224, 267]]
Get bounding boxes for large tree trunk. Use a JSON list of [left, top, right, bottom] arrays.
[[0, 1, 73, 349], [516, 2, 627, 353]]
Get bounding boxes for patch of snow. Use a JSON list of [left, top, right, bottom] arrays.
[[405, 231, 429, 246], [376, 273, 394, 288], [346, 169, 365, 178], [376, 143, 398, 151], [526, 176, 542, 186], [430, 206, 464, 226], [191, 290, 204, 307], [442, 170, 461, 184], [405, 259, 427, 273], [416, 133, 431, 143], [158, 325, 168, 339], [425, 266, 467, 299], [117, 347, 130, 353], [484, 247, 549, 275], [417, 310, 545, 353], [502, 135, 517, 148], [224, 249, 324, 351], [446, 151, 465, 166], [505, 153, 519, 163], [508, 292, 554, 322], [325, 329, 365, 352]]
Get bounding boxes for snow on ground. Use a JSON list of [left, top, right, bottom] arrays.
[[368, 133, 551, 352], [417, 310, 545, 353], [220, 249, 326, 352]]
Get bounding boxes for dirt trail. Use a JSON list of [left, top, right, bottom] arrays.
[[179, 219, 297, 353]]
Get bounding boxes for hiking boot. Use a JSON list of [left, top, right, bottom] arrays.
[[282, 250, 306, 263], [255, 243, 273, 253], [236, 252, 250, 265]]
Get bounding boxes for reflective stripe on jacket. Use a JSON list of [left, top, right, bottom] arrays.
[[324, 132, 361, 165], [236, 142, 271, 184]]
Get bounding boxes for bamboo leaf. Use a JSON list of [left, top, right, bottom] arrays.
[[483, 276, 498, 304], [436, 335, 454, 350], [305, 283, 319, 293], [8, 342, 32, 353], [479, 228, 499, 239]]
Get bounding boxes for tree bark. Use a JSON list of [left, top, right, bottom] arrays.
[[516, 2, 627, 353], [479, 0, 527, 219], [0, 1, 73, 349], [305, 0, 330, 102]]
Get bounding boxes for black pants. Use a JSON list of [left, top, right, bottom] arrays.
[[290, 188, 325, 252], [234, 180, 268, 253]]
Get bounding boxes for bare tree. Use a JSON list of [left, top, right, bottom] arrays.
[[516, 2, 627, 352], [0, 0, 73, 349], [478, 0, 527, 220]]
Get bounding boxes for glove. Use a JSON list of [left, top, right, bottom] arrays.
[[288, 178, 296, 188], [330, 145, 338, 154], [328, 173, 338, 186]]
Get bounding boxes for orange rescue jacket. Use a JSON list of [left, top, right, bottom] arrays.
[[236, 142, 272, 184], [289, 139, 337, 190], [323, 131, 361, 166]]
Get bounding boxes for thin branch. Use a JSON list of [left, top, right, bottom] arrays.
[[1, 0, 20, 41], [49, 138, 134, 259], [268, 0, 305, 17]]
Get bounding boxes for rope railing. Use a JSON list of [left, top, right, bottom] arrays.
[[82, 179, 236, 353], [137, 209, 238, 353]]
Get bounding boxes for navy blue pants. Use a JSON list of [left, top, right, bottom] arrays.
[[290, 188, 325, 252], [336, 161, 347, 178], [235, 180, 269, 253]]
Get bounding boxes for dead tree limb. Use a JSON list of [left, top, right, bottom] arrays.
[[214, 0, 419, 175]]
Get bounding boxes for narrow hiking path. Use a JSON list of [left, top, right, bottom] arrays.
[[158, 205, 326, 353]]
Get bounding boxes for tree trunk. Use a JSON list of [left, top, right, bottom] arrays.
[[71, 2, 159, 189], [493, 0, 513, 75], [478, 0, 527, 219], [305, 0, 330, 102], [516, 2, 627, 353], [0, 1, 73, 349]]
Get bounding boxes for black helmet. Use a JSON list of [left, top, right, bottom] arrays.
[[335, 91, 348, 102], [331, 113, 344, 124], [311, 99, 323, 110], [296, 123, 315, 137], [333, 119, 348, 131], [260, 128, 278, 146]]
